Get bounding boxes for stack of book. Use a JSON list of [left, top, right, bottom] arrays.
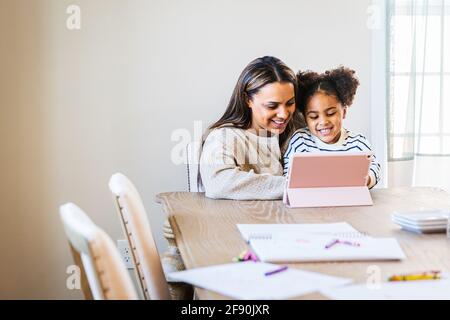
[[391, 209, 450, 234]]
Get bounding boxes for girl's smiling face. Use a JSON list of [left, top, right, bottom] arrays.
[[248, 81, 296, 136], [304, 92, 347, 144]]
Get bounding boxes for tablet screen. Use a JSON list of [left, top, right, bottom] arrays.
[[288, 153, 371, 188]]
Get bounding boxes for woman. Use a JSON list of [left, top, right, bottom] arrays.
[[162, 57, 304, 299], [200, 56, 304, 200]]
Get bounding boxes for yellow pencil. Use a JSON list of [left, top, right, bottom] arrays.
[[388, 271, 441, 281]]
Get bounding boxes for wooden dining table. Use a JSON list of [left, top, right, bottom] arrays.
[[156, 187, 450, 299]]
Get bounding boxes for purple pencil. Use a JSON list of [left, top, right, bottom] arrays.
[[264, 265, 288, 276]]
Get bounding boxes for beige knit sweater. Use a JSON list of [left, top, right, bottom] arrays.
[[199, 127, 286, 200]]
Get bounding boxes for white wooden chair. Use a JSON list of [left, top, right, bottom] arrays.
[[109, 173, 171, 300], [59, 202, 138, 300], [186, 141, 203, 192]]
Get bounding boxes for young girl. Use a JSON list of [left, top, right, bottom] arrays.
[[283, 66, 381, 188]]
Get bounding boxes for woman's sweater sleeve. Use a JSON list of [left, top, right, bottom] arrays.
[[199, 130, 285, 200]]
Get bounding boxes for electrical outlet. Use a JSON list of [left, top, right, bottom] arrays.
[[117, 239, 134, 269]]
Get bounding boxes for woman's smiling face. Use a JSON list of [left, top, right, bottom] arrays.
[[247, 81, 295, 136], [304, 92, 347, 144]]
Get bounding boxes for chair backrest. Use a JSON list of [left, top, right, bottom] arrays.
[[109, 173, 171, 300], [186, 140, 203, 192], [59, 203, 138, 300]]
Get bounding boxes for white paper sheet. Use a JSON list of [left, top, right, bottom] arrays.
[[321, 279, 450, 300], [169, 262, 352, 300]]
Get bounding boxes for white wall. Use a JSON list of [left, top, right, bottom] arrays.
[[0, 0, 372, 298]]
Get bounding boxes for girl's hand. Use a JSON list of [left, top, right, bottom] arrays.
[[365, 175, 372, 187]]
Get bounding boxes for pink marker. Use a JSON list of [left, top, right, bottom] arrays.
[[248, 252, 258, 262], [243, 251, 252, 261]]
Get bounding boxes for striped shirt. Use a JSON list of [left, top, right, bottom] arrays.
[[283, 127, 381, 188]]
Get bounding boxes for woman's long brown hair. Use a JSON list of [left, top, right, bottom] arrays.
[[206, 56, 304, 148]]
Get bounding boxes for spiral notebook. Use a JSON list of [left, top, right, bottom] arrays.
[[237, 223, 406, 263]]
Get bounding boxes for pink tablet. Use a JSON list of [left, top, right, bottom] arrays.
[[284, 152, 373, 208]]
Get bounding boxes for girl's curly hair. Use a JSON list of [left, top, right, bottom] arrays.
[[296, 66, 360, 113]]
